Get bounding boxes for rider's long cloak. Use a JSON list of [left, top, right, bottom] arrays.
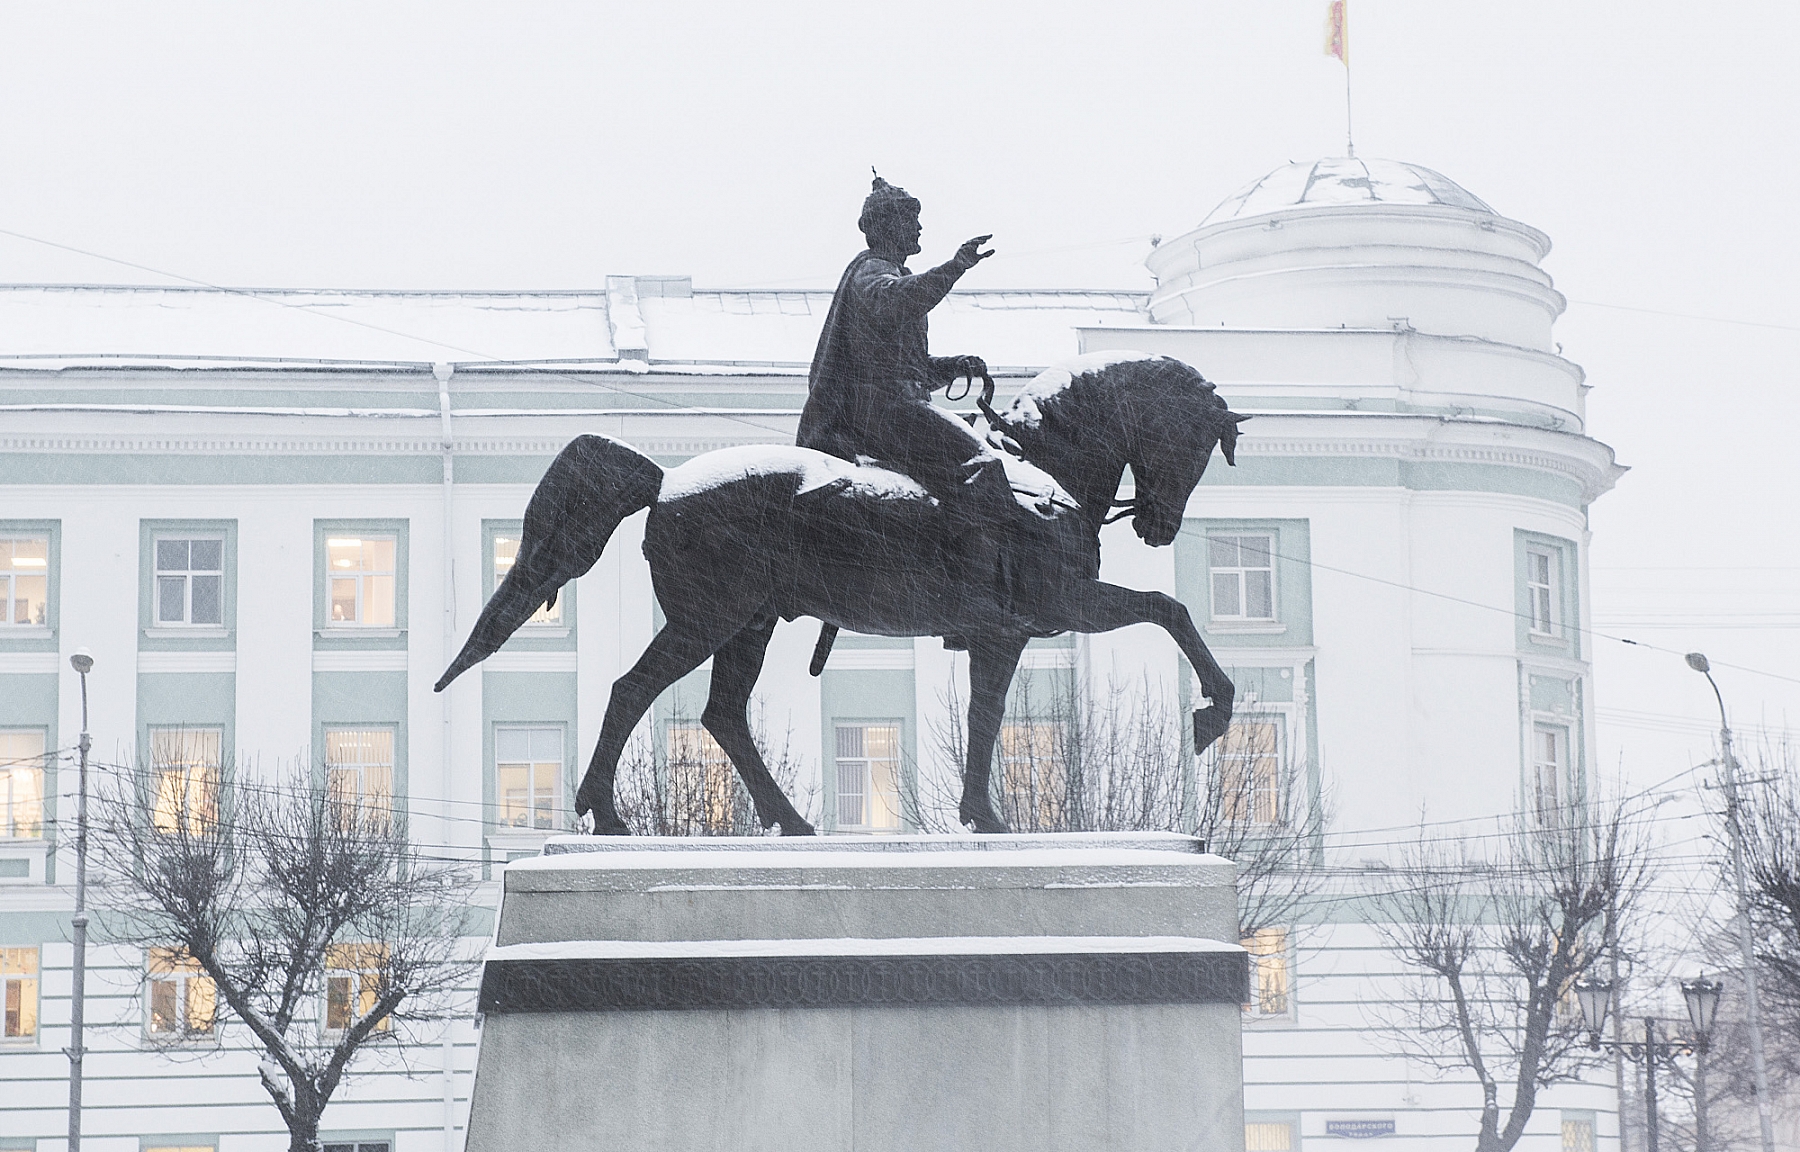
[[797, 249, 971, 462]]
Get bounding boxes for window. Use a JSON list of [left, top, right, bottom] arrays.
[[149, 728, 221, 836], [835, 723, 901, 831], [1, 730, 45, 839], [1208, 534, 1274, 621], [3, 947, 37, 1039], [154, 537, 224, 626], [493, 534, 560, 625], [667, 722, 738, 834], [496, 727, 562, 831], [0, 536, 49, 627], [999, 721, 1066, 830], [1527, 547, 1558, 636], [1244, 1121, 1294, 1152], [144, 1145, 215, 1152], [323, 1143, 391, 1152], [326, 536, 396, 627], [1561, 1116, 1595, 1152], [1212, 718, 1283, 826], [1533, 724, 1571, 826], [324, 944, 390, 1033], [146, 947, 216, 1038], [325, 729, 395, 827], [1242, 927, 1291, 1017]]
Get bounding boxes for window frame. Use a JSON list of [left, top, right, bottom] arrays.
[[0, 728, 47, 840], [314, 520, 408, 641], [322, 943, 392, 1037], [833, 720, 904, 832], [1532, 722, 1574, 828], [1240, 926, 1296, 1023], [152, 534, 227, 628], [325, 535, 399, 629], [323, 727, 398, 829], [144, 946, 218, 1042], [493, 724, 566, 832], [1526, 545, 1559, 638], [147, 726, 224, 838], [0, 527, 55, 637], [2, 945, 39, 1043], [1206, 532, 1277, 623]]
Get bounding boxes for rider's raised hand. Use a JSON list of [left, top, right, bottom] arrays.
[[952, 235, 994, 272]]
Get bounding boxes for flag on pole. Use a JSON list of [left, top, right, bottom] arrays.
[[1325, 0, 1349, 66]]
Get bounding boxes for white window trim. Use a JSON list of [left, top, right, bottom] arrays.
[[324, 534, 399, 630], [143, 949, 219, 1045], [1206, 532, 1278, 624], [2, 944, 41, 1044], [1526, 545, 1561, 640], [832, 720, 904, 833], [1199, 701, 1302, 830], [493, 724, 564, 833], [151, 534, 227, 629], [0, 534, 51, 630], [1531, 719, 1575, 826]]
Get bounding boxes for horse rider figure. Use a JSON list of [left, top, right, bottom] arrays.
[[797, 176, 1020, 540]]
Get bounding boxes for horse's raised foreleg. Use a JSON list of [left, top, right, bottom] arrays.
[[1055, 581, 1236, 751], [702, 619, 816, 836], [960, 634, 1029, 834], [575, 620, 736, 835]]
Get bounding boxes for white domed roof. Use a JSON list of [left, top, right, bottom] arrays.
[[1200, 157, 1493, 227]]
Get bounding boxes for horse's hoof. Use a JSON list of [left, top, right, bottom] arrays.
[[1193, 706, 1231, 751], [779, 818, 817, 837], [959, 796, 1011, 835]]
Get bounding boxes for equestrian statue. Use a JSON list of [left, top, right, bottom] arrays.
[[436, 176, 1248, 835]]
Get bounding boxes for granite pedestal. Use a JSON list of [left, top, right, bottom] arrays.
[[465, 832, 1248, 1152]]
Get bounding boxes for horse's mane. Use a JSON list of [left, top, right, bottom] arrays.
[[1003, 351, 1243, 463]]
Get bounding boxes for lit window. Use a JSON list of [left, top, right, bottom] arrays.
[[493, 535, 560, 625], [1533, 724, 1571, 826], [1245, 1121, 1294, 1151], [999, 721, 1065, 830], [496, 727, 563, 831], [1562, 1117, 1595, 1152], [0, 536, 49, 627], [667, 722, 738, 834], [146, 947, 216, 1037], [1242, 927, 1291, 1017], [1, 730, 45, 839], [835, 723, 901, 831], [324, 944, 390, 1033], [1211, 719, 1283, 825], [150, 727, 222, 837], [3, 947, 37, 1039], [1209, 534, 1274, 621], [325, 729, 395, 828], [1527, 547, 1559, 636], [326, 536, 396, 627], [154, 537, 224, 626]]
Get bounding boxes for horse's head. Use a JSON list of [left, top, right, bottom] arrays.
[[1116, 359, 1248, 548], [1001, 353, 1247, 547]]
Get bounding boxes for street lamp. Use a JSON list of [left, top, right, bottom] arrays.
[[1575, 977, 1722, 1152], [65, 648, 94, 1152], [1681, 977, 1725, 1152], [1686, 652, 1777, 1152]]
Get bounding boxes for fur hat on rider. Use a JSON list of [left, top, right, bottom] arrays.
[[859, 174, 920, 235]]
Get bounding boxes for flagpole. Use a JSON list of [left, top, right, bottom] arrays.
[[1344, 53, 1355, 157]]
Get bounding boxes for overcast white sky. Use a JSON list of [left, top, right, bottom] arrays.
[[2, 2, 1795, 808]]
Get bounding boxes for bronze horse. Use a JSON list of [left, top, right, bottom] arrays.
[[436, 353, 1247, 835]]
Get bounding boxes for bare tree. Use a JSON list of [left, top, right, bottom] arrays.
[[93, 759, 475, 1152], [1739, 736, 1800, 1039], [919, 670, 1327, 937], [1366, 798, 1654, 1152], [614, 703, 815, 836]]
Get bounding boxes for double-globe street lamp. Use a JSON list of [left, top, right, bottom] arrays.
[[1576, 977, 1724, 1152]]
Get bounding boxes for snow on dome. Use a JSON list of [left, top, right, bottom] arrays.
[[1199, 157, 1494, 227]]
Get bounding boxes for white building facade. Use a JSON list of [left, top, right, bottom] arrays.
[[0, 157, 1623, 1150]]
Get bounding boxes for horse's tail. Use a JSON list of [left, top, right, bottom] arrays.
[[435, 435, 662, 691]]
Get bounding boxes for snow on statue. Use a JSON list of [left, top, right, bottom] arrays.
[[436, 178, 1247, 835]]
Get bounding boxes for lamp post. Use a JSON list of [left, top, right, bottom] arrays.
[[1686, 652, 1777, 1152], [64, 648, 94, 1152], [1576, 976, 1724, 1152]]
